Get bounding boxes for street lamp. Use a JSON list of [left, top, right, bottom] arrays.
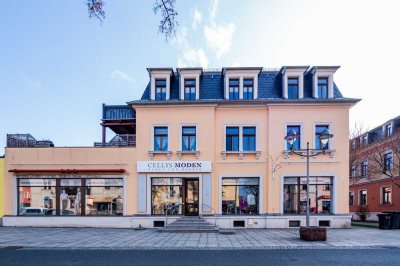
[[284, 128, 334, 227]]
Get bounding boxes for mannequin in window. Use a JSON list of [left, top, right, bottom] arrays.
[[75, 188, 81, 215], [60, 189, 69, 214], [247, 193, 256, 213]]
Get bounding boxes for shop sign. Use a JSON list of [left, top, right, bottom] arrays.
[[137, 161, 212, 173], [19, 179, 56, 186]]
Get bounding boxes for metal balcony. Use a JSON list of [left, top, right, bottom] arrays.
[[94, 134, 136, 147]]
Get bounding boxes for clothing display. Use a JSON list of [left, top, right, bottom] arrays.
[[60, 191, 69, 211], [247, 194, 256, 205], [239, 198, 248, 211]]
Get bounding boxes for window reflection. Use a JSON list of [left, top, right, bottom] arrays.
[[222, 178, 259, 215], [151, 178, 183, 215]]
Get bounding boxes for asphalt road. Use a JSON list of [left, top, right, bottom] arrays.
[[0, 248, 399, 266]]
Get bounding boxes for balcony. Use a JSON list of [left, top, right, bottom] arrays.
[[7, 134, 54, 148], [103, 104, 135, 120], [94, 134, 136, 147]]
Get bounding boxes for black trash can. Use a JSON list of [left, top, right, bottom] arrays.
[[386, 212, 400, 229], [377, 213, 392, 229]]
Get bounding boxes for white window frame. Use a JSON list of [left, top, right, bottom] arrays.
[[349, 191, 354, 206], [361, 160, 368, 177], [151, 124, 170, 151], [150, 70, 173, 101], [281, 67, 308, 99], [313, 123, 333, 149], [179, 71, 201, 100], [383, 150, 394, 171], [284, 123, 304, 150], [311, 67, 339, 99], [224, 70, 259, 100], [179, 124, 198, 151], [380, 185, 392, 205], [358, 189, 367, 206], [224, 124, 259, 151], [384, 122, 393, 137], [350, 165, 356, 178]]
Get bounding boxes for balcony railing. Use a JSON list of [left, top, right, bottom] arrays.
[[94, 134, 136, 147], [7, 134, 54, 148], [103, 104, 135, 120]]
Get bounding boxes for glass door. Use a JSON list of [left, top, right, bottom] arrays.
[[184, 179, 199, 216]]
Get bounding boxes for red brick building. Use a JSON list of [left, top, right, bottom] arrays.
[[349, 116, 400, 221]]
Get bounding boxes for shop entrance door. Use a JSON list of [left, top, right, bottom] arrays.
[[184, 178, 199, 216]]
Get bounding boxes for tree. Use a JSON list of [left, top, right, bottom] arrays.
[[86, 0, 178, 40], [349, 122, 400, 188]]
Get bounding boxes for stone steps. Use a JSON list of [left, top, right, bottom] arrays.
[[158, 216, 219, 233]]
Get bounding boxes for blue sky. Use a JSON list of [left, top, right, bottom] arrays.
[[1, 0, 399, 154]]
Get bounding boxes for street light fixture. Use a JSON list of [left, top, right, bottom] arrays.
[[284, 128, 334, 227]]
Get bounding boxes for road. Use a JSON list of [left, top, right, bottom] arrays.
[[0, 248, 399, 266]]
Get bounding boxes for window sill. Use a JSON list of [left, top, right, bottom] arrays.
[[282, 149, 336, 159], [177, 150, 200, 159], [148, 151, 172, 160], [221, 151, 261, 160]]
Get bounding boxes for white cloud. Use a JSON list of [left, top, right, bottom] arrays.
[[204, 23, 236, 58], [203, 0, 236, 58], [192, 8, 202, 29], [172, 27, 209, 68], [110, 70, 134, 83]]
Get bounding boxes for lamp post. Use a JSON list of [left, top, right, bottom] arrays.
[[284, 128, 333, 227]]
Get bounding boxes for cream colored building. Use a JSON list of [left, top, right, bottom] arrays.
[[3, 66, 359, 228]]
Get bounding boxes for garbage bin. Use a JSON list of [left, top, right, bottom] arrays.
[[377, 213, 392, 229], [384, 211, 400, 229]]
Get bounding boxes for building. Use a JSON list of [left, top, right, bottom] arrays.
[[0, 155, 4, 219], [349, 116, 400, 221], [3, 66, 359, 229]]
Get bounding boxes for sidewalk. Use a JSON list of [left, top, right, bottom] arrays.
[[0, 227, 399, 250]]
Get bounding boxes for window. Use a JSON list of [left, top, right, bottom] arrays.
[[229, 79, 239, 100], [155, 80, 167, 101], [18, 177, 123, 216], [315, 125, 330, 149], [286, 125, 301, 150], [288, 78, 299, 99], [349, 192, 354, 206], [184, 79, 196, 101], [359, 190, 367, 206], [351, 141, 356, 150], [151, 178, 183, 215], [383, 152, 393, 171], [317, 78, 328, 99], [361, 161, 368, 177], [362, 135, 368, 146], [182, 126, 196, 151], [226, 127, 239, 151], [382, 186, 392, 204], [350, 165, 356, 178], [222, 178, 259, 215], [154, 127, 168, 151], [243, 127, 256, 151], [284, 177, 332, 214], [243, 79, 254, 100], [385, 124, 392, 137]]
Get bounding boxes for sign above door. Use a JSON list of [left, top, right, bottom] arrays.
[[137, 161, 212, 173]]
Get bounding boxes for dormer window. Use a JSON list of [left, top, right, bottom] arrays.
[[229, 79, 240, 100], [318, 78, 328, 99], [184, 79, 196, 101], [362, 135, 368, 146], [243, 79, 254, 100], [155, 79, 167, 101], [385, 123, 392, 137], [311, 66, 340, 99], [287, 78, 299, 99]]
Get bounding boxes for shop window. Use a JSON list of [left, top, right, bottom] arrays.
[[382, 186, 391, 205], [17, 177, 123, 216], [154, 127, 168, 151], [182, 126, 196, 151], [222, 177, 259, 215], [184, 79, 196, 101], [229, 79, 239, 100], [283, 177, 332, 215], [151, 178, 183, 215], [243, 79, 254, 100], [226, 127, 239, 151]]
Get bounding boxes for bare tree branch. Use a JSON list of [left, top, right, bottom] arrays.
[[87, 0, 106, 23], [153, 0, 179, 41]]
